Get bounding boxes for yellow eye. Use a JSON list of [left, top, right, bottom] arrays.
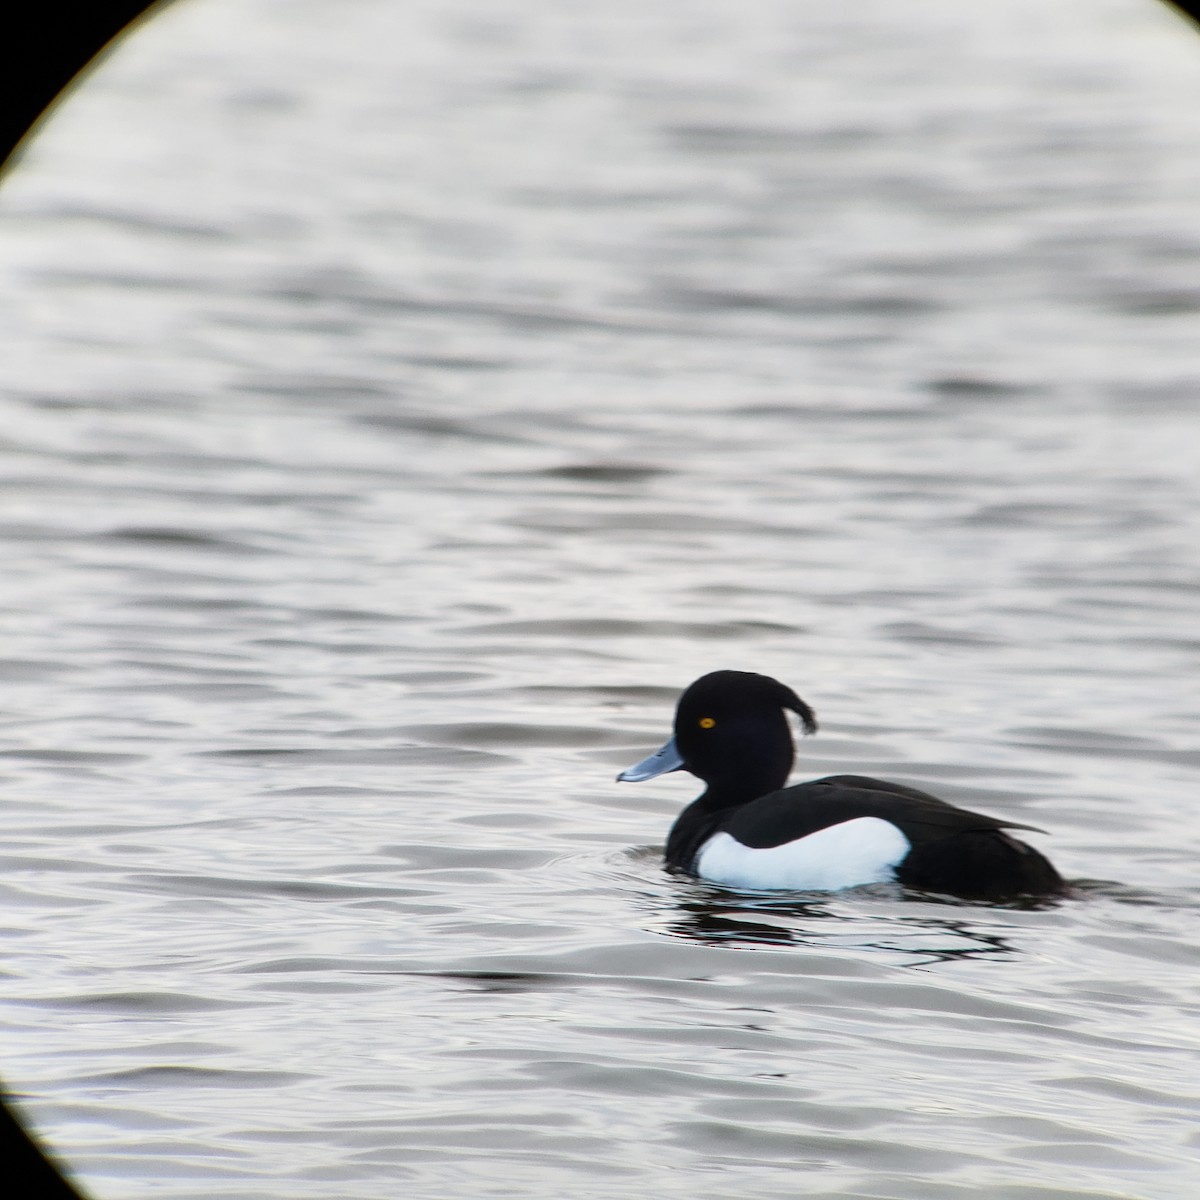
[[698, 717, 716, 729]]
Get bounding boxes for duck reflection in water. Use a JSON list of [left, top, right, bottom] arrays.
[[653, 883, 1049, 965]]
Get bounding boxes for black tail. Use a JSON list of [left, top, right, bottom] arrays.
[[897, 831, 1064, 900]]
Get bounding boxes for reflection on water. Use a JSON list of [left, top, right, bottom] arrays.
[[3, 0, 1200, 1198], [648, 878, 1042, 964]]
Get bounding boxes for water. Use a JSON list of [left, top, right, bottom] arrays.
[[2, 0, 1200, 1196]]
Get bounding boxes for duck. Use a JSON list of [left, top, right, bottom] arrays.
[[618, 670, 1063, 899]]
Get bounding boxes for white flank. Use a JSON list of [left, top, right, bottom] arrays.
[[695, 817, 912, 892]]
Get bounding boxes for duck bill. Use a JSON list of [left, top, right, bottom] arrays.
[[617, 736, 685, 782]]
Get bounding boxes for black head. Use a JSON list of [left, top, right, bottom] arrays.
[[672, 670, 817, 798]]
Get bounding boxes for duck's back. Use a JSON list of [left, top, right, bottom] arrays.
[[722, 775, 1033, 846]]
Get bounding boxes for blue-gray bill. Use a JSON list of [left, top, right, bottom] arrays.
[[617, 737, 685, 782]]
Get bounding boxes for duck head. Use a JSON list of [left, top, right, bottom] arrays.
[[618, 670, 818, 801]]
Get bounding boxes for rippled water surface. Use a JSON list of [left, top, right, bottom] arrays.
[[3, 1, 1200, 1196]]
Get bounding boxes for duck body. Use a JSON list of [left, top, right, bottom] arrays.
[[619, 671, 1063, 900]]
